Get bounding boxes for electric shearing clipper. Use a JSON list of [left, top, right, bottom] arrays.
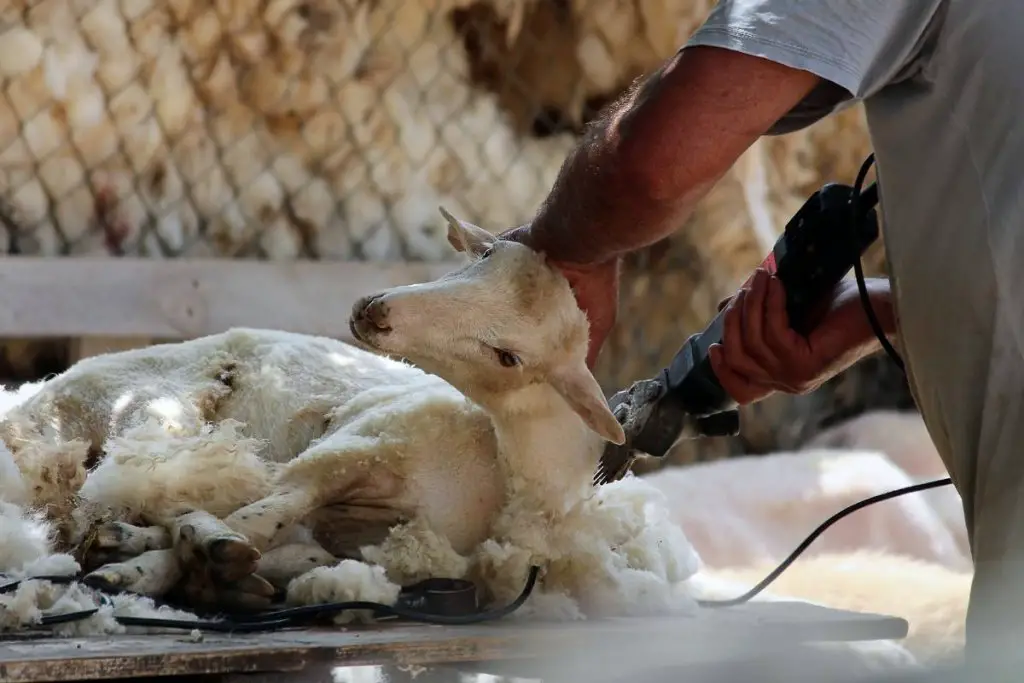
[[594, 181, 882, 485]]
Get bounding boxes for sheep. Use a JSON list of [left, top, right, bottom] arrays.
[[1, 208, 708, 620], [640, 447, 971, 572]]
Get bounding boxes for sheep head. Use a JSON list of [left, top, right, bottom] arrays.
[[350, 207, 625, 446]]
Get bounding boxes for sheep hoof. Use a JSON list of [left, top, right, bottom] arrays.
[[94, 521, 132, 548], [215, 578, 278, 612], [235, 573, 278, 601], [83, 548, 130, 570], [201, 537, 261, 583], [82, 567, 129, 593], [177, 532, 261, 587], [176, 523, 260, 582], [178, 571, 277, 613], [96, 522, 171, 554], [171, 513, 267, 607], [208, 537, 261, 570], [82, 522, 173, 572]]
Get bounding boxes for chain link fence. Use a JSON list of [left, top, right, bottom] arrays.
[[0, 0, 914, 467]]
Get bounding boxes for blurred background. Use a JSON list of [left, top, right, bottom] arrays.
[[0, 0, 913, 472]]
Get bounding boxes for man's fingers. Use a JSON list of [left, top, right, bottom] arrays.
[[563, 259, 620, 370], [584, 311, 615, 369], [709, 344, 773, 405], [762, 273, 804, 360], [586, 329, 609, 369], [721, 290, 775, 384], [740, 269, 779, 371], [496, 224, 529, 244]]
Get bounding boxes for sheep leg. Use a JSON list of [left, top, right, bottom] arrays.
[[171, 510, 277, 612], [257, 542, 338, 590], [82, 548, 182, 597], [221, 489, 317, 554], [83, 522, 172, 570], [179, 439, 399, 606], [221, 437, 396, 553]]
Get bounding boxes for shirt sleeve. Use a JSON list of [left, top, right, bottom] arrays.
[[685, 0, 946, 132]]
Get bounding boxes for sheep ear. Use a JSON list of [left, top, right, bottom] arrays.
[[439, 206, 495, 257], [548, 361, 626, 445]]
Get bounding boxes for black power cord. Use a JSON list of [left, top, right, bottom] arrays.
[[698, 153, 954, 608], [849, 154, 906, 373], [695, 477, 952, 607], [0, 566, 540, 633]]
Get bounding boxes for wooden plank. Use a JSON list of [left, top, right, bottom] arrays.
[[0, 602, 908, 683], [0, 258, 465, 341]]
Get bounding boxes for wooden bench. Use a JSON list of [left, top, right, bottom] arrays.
[[0, 257, 466, 363], [0, 602, 908, 683]]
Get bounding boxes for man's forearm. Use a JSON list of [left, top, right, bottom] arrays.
[[524, 46, 822, 266]]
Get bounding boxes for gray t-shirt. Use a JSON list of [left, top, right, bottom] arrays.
[[687, 0, 1024, 569]]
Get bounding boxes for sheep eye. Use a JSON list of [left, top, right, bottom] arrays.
[[496, 349, 520, 367], [480, 247, 494, 259]]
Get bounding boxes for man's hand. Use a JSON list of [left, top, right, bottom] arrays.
[[500, 225, 619, 369], [553, 258, 620, 369], [708, 268, 895, 405]]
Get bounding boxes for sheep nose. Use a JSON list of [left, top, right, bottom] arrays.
[[361, 295, 391, 331]]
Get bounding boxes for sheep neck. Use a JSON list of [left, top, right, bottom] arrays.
[[488, 384, 600, 511]]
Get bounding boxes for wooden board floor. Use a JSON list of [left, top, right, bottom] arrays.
[[0, 601, 908, 683]]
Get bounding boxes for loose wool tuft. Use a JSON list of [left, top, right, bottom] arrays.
[[475, 476, 702, 620], [0, 500, 63, 579], [0, 492, 196, 635], [81, 418, 276, 521], [286, 560, 402, 625], [705, 551, 970, 667], [359, 517, 470, 587]]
